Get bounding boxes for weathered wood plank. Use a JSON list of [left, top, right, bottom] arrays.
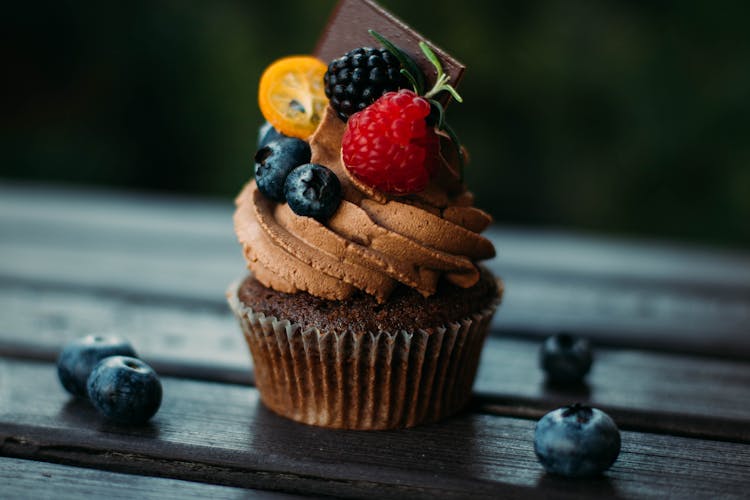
[[2, 182, 749, 355], [1, 281, 749, 441], [0, 456, 300, 499], [475, 339, 750, 442], [1, 358, 748, 499], [0, 281, 246, 375], [3, 182, 750, 290], [492, 269, 750, 356]]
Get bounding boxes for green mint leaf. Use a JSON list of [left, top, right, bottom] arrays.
[[429, 99, 446, 129], [419, 41, 443, 77], [370, 30, 425, 95], [444, 84, 463, 103], [419, 41, 464, 103], [401, 69, 420, 93], [443, 121, 465, 174]]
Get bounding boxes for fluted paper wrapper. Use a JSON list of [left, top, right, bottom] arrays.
[[227, 280, 498, 430]]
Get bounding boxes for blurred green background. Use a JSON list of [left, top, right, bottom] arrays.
[[4, 0, 749, 248]]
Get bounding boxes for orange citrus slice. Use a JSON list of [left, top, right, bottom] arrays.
[[258, 56, 328, 140]]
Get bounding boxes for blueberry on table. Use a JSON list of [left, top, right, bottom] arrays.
[[284, 163, 342, 221], [87, 356, 162, 424], [254, 137, 311, 202], [534, 403, 621, 477], [257, 121, 285, 149], [540, 332, 593, 384], [57, 335, 137, 398]]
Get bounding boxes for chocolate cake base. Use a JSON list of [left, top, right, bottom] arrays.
[[237, 266, 499, 334], [228, 269, 501, 430]]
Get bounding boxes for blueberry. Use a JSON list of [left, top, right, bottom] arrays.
[[57, 335, 137, 398], [257, 121, 285, 149], [540, 332, 593, 384], [534, 403, 621, 477], [254, 137, 311, 202], [87, 356, 162, 424], [284, 163, 342, 221]]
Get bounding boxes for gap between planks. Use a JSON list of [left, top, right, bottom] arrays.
[[1, 357, 749, 500], [2, 182, 750, 358], [1, 288, 749, 444]]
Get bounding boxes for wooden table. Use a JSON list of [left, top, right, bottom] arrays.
[[1, 181, 749, 499]]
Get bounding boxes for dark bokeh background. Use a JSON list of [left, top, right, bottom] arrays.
[[4, 0, 749, 248]]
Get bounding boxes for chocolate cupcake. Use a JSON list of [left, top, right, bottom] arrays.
[[229, 0, 502, 429], [229, 266, 499, 429]]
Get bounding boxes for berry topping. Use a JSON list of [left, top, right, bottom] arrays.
[[257, 121, 285, 149], [284, 163, 342, 221], [534, 403, 621, 477], [258, 56, 328, 139], [254, 137, 311, 202], [540, 332, 593, 385], [87, 355, 163, 424], [324, 46, 407, 122], [342, 89, 439, 194], [57, 335, 137, 398]]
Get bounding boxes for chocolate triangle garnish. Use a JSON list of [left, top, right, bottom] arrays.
[[314, 0, 465, 95]]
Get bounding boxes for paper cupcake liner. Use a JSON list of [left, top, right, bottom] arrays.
[[227, 279, 498, 430]]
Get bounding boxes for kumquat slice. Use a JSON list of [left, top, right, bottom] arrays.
[[258, 56, 329, 139]]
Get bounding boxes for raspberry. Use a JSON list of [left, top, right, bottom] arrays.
[[324, 47, 407, 122], [342, 89, 439, 195]]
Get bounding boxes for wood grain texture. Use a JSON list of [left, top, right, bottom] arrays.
[[1, 182, 749, 357], [1, 358, 749, 500], [1, 281, 749, 441], [491, 268, 750, 357], [475, 339, 750, 442], [3, 183, 750, 497], [3, 183, 749, 290], [0, 456, 299, 499], [0, 280, 251, 383]]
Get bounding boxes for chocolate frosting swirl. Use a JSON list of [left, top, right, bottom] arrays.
[[234, 107, 495, 302]]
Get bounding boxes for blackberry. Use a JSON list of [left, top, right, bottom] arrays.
[[324, 47, 407, 121]]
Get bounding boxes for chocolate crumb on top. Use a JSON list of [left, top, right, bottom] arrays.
[[238, 266, 499, 334]]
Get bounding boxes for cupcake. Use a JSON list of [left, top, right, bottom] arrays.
[[228, 0, 502, 430]]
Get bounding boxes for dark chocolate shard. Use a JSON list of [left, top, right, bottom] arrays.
[[315, 0, 465, 97]]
